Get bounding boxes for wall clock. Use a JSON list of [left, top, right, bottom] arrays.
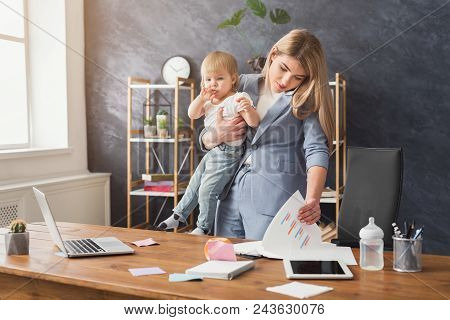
[[161, 56, 190, 85]]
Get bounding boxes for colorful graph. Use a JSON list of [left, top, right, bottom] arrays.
[[262, 191, 322, 258], [280, 211, 311, 249]]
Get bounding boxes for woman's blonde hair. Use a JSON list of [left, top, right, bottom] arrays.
[[261, 29, 335, 150], [200, 51, 239, 91]]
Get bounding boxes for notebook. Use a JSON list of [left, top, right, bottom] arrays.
[[185, 260, 255, 280]]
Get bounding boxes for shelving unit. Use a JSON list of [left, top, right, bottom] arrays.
[[320, 73, 347, 240], [126, 76, 196, 231]]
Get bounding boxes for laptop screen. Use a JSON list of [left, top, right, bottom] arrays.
[[33, 187, 68, 256]]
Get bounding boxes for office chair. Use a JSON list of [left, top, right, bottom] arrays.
[[332, 147, 403, 249]]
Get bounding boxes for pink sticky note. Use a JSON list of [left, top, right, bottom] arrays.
[[131, 238, 159, 247], [207, 240, 237, 261], [128, 267, 166, 276]]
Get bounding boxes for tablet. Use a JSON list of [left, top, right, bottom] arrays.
[[283, 260, 353, 279]]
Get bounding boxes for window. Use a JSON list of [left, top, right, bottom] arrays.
[[0, 0, 29, 150]]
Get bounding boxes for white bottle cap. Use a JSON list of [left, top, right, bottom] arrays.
[[359, 217, 384, 239]]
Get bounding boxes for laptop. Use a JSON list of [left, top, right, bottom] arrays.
[[33, 187, 134, 258]]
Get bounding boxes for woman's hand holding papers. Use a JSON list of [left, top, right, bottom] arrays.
[[297, 198, 321, 225]]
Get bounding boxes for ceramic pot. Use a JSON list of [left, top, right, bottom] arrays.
[[144, 125, 157, 138], [158, 128, 168, 138], [5, 232, 29, 255]]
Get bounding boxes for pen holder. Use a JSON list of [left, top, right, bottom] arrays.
[[392, 236, 423, 272]]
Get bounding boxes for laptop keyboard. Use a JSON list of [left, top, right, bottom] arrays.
[[64, 238, 106, 255]]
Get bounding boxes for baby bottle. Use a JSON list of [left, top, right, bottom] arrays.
[[359, 217, 384, 271]]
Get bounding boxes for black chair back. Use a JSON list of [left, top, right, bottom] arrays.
[[336, 147, 403, 249]]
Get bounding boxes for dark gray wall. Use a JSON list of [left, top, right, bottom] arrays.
[[85, 0, 450, 255]]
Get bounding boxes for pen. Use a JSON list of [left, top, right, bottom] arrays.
[[412, 226, 424, 240], [406, 222, 414, 239]]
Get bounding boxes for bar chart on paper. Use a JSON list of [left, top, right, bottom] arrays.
[[262, 191, 322, 257], [281, 212, 311, 249]]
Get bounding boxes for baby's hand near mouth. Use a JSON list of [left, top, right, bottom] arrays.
[[200, 85, 216, 101]]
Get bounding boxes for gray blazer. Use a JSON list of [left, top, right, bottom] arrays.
[[200, 74, 329, 217]]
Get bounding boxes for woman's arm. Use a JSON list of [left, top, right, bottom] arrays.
[[201, 108, 247, 150], [298, 166, 327, 224], [297, 112, 330, 224]]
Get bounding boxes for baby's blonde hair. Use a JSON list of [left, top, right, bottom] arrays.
[[261, 29, 335, 150], [201, 51, 239, 91]]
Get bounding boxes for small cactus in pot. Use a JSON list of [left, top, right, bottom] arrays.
[[5, 219, 30, 255], [10, 219, 27, 233]]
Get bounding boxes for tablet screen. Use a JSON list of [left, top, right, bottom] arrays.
[[290, 261, 345, 275]]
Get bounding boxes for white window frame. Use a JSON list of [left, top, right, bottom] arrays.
[[0, 0, 31, 150]]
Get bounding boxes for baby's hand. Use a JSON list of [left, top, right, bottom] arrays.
[[236, 97, 253, 113], [200, 84, 216, 102]]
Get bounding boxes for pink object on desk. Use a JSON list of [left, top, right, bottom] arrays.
[[205, 239, 237, 261], [131, 238, 159, 247]]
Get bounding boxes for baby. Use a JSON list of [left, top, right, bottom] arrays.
[[158, 51, 259, 235]]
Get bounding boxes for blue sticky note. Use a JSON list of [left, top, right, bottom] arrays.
[[169, 273, 203, 282]]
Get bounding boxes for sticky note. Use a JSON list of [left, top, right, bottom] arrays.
[[169, 273, 203, 282], [266, 282, 333, 299], [131, 238, 159, 247], [128, 267, 166, 276]]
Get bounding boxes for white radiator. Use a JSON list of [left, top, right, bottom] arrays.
[[0, 173, 110, 226], [0, 200, 21, 228]]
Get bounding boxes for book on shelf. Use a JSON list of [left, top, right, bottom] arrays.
[[321, 186, 344, 198], [143, 181, 189, 192], [319, 222, 336, 235], [141, 173, 174, 182], [318, 222, 337, 242], [144, 180, 188, 187]]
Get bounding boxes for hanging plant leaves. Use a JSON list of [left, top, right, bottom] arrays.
[[217, 8, 247, 29], [246, 0, 266, 18], [269, 8, 291, 24]]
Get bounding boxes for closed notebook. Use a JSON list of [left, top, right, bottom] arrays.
[[185, 260, 255, 280]]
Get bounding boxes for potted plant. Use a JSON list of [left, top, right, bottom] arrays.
[[143, 116, 157, 138], [177, 118, 192, 138], [156, 110, 169, 138], [5, 219, 29, 255], [217, 0, 291, 72]]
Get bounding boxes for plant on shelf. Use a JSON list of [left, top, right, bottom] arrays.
[[217, 0, 291, 72], [158, 118, 167, 129], [177, 118, 192, 138], [156, 110, 169, 138], [143, 116, 157, 138], [5, 219, 29, 255]]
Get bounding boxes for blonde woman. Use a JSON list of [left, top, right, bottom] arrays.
[[200, 29, 335, 239]]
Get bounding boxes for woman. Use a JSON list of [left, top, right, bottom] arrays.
[[200, 29, 334, 240]]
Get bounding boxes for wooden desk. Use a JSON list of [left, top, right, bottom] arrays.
[[0, 222, 449, 299]]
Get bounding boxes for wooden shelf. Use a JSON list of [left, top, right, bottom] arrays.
[[320, 194, 343, 203], [127, 76, 196, 230], [130, 188, 186, 197], [130, 137, 191, 143], [328, 81, 344, 88], [328, 74, 347, 230]]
